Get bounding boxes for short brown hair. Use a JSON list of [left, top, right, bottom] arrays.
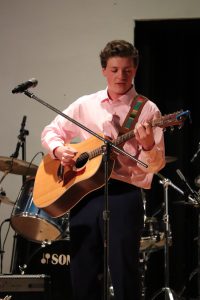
[[100, 40, 139, 68]]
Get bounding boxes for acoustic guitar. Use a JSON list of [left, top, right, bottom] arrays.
[[33, 110, 189, 217]]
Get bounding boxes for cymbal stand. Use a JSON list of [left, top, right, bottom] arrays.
[[151, 173, 178, 300], [10, 115, 29, 184], [141, 188, 147, 224], [10, 116, 29, 273], [140, 249, 152, 299], [140, 189, 154, 299], [140, 188, 148, 299]]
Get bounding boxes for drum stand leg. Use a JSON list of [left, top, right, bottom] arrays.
[[140, 250, 151, 299], [10, 233, 18, 273], [151, 175, 179, 300]]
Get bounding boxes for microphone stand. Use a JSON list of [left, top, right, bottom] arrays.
[[22, 90, 147, 300]]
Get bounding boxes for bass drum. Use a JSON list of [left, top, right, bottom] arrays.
[[11, 177, 69, 243], [23, 240, 72, 300]]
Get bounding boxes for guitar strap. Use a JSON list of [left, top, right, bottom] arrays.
[[119, 94, 148, 135]]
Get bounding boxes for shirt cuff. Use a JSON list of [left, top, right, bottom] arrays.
[[48, 142, 64, 159]]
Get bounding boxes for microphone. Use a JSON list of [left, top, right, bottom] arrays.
[[12, 78, 38, 94], [190, 141, 200, 163]]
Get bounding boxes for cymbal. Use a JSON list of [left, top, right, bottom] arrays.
[[0, 195, 14, 206], [165, 156, 177, 163], [0, 156, 38, 176]]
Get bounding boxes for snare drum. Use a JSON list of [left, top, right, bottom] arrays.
[[11, 177, 69, 243]]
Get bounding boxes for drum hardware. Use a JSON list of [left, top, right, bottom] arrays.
[[140, 217, 160, 251], [140, 250, 152, 300], [165, 156, 178, 163], [178, 206, 200, 299], [151, 173, 179, 300], [140, 189, 168, 253], [195, 175, 200, 189], [0, 217, 12, 274], [176, 169, 200, 206], [0, 296, 12, 300], [139, 189, 171, 299], [139, 218, 172, 299], [141, 188, 147, 223], [190, 141, 200, 163], [140, 227, 169, 253], [0, 189, 14, 206]]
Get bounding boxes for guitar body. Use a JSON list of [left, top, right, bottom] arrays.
[[33, 135, 114, 217]]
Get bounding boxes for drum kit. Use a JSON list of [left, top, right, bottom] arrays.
[[0, 155, 70, 291]]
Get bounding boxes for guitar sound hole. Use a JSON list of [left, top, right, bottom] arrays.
[[75, 152, 89, 168]]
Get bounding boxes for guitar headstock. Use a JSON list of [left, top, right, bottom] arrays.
[[152, 110, 191, 130]]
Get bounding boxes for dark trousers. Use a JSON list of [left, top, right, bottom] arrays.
[[70, 179, 144, 300]]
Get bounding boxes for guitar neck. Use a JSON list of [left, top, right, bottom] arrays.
[[88, 109, 187, 160], [115, 130, 135, 146]]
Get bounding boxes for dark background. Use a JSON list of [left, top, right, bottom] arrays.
[[135, 19, 200, 299]]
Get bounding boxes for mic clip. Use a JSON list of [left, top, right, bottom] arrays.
[[18, 129, 29, 141]]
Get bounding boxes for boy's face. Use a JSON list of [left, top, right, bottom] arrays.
[[102, 56, 136, 100]]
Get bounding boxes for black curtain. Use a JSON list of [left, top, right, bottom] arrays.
[[135, 19, 200, 299]]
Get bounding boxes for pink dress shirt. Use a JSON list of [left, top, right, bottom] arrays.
[[41, 86, 165, 189]]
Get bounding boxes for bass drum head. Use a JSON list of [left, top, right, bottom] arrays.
[[23, 239, 72, 300]]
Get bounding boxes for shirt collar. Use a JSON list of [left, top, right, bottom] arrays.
[[100, 86, 137, 105]]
